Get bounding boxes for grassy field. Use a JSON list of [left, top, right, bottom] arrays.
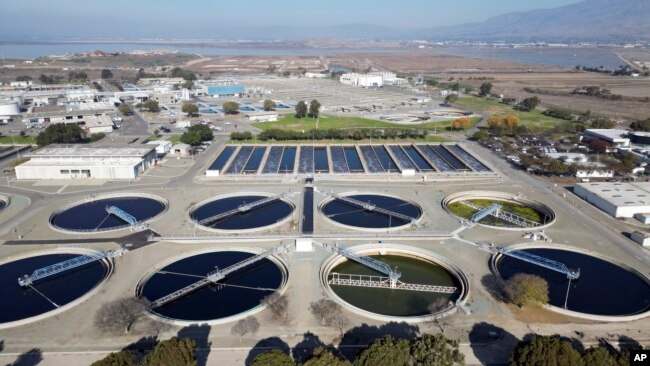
[[0, 135, 36, 145], [253, 115, 480, 132], [448, 199, 544, 227], [455, 96, 567, 128]]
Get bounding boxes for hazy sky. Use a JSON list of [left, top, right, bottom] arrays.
[[0, 0, 583, 38]]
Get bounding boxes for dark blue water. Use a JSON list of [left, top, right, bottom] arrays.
[[448, 145, 490, 172], [141, 251, 283, 321], [243, 146, 267, 173], [388, 145, 416, 171], [278, 146, 296, 174], [434, 47, 624, 69], [372, 146, 400, 172], [0, 199, 7, 210], [431, 145, 468, 171], [417, 145, 453, 172], [402, 146, 434, 171], [497, 249, 650, 316], [343, 147, 364, 172], [0, 254, 107, 323], [302, 187, 314, 234], [359, 146, 384, 173], [298, 146, 314, 174], [322, 194, 421, 229], [330, 146, 348, 173], [192, 195, 294, 230], [51, 197, 166, 231], [225, 146, 253, 174], [262, 146, 283, 174], [314, 147, 329, 173], [209, 146, 236, 171]]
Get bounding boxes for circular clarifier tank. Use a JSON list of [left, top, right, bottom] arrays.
[[321, 245, 468, 322], [320, 193, 422, 231], [443, 191, 555, 230], [50, 193, 167, 233], [138, 250, 287, 324], [190, 193, 295, 232], [0, 250, 111, 328], [494, 246, 650, 318]]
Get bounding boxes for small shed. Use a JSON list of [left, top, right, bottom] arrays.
[[170, 143, 192, 157], [634, 213, 650, 224], [146, 140, 172, 155], [630, 231, 650, 247]]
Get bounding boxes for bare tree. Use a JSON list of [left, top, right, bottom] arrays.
[[145, 318, 172, 337], [230, 316, 260, 343], [309, 299, 340, 326], [327, 313, 350, 336], [261, 292, 289, 322], [310, 299, 349, 335], [94, 297, 151, 334], [428, 298, 452, 333]]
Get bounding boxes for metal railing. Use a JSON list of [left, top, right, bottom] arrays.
[[197, 194, 285, 226], [150, 246, 285, 309], [18, 248, 125, 287], [497, 248, 580, 280], [325, 192, 417, 225], [461, 201, 541, 228], [105, 205, 146, 230], [328, 273, 457, 293]]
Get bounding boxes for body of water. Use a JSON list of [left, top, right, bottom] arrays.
[[433, 47, 625, 69], [0, 43, 400, 59]]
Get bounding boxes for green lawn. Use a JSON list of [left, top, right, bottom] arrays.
[[455, 96, 567, 128], [448, 199, 544, 226], [169, 135, 182, 144], [254, 115, 480, 132], [0, 135, 36, 145]]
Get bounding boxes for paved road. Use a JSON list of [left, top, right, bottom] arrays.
[[120, 107, 151, 136]]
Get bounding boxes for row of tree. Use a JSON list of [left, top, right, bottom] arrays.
[[295, 100, 321, 119], [243, 128, 429, 142], [91, 337, 196, 366], [250, 333, 463, 366]]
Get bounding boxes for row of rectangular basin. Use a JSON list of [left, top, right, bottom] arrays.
[[208, 144, 491, 175]]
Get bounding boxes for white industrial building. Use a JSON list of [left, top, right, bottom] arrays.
[[339, 73, 384, 87], [574, 182, 650, 218], [244, 111, 279, 122], [146, 140, 172, 155], [15, 144, 156, 180], [339, 72, 406, 87], [584, 129, 630, 148]]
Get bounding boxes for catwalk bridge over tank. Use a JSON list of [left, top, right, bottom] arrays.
[[149, 245, 288, 309]]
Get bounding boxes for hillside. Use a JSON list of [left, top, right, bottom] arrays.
[[412, 0, 650, 41]]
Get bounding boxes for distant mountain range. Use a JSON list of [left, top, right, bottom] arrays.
[[223, 0, 650, 42], [3, 0, 647, 43], [410, 0, 650, 42]]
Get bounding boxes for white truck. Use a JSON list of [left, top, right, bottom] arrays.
[[176, 121, 191, 129]]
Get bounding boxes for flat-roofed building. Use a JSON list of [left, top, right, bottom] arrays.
[[15, 144, 156, 180], [574, 182, 650, 218], [584, 129, 630, 147], [244, 111, 279, 122]]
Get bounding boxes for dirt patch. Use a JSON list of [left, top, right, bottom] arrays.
[[506, 304, 597, 325]]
